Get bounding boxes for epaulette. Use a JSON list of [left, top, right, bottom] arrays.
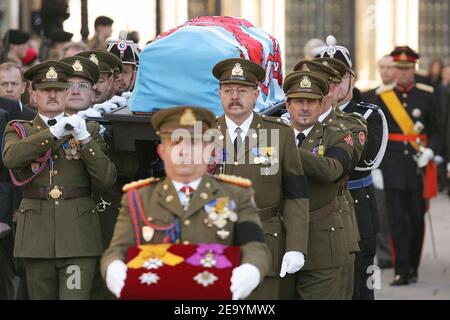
[[260, 115, 289, 127], [323, 120, 345, 131], [122, 177, 160, 192], [356, 102, 380, 111], [9, 119, 32, 125], [214, 174, 252, 188], [375, 84, 395, 95], [416, 83, 434, 93]]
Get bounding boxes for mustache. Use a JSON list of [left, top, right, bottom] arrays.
[[228, 101, 243, 108], [47, 99, 58, 103]]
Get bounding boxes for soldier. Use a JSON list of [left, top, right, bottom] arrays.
[[107, 36, 140, 95], [1, 60, 117, 299], [88, 16, 114, 50], [318, 39, 387, 300], [60, 56, 99, 115], [375, 46, 439, 285], [101, 106, 270, 300], [294, 58, 366, 299], [283, 70, 353, 299], [211, 58, 309, 299], [76, 49, 123, 104], [47, 31, 73, 61], [1, 29, 30, 66]]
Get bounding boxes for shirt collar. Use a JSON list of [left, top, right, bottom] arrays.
[[225, 113, 254, 138], [39, 112, 65, 127], [339, 101, 351, 111], [319, 106, 333, 123], [293, 125, 314, 143], [171, 177, 203, 193]]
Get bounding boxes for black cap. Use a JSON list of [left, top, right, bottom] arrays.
[[94, 16, 114, 28], [49, 31, 73, 44], [4, 29, 30, 45]]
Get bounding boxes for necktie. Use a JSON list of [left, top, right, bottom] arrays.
[[180, 186, 195, 210], [234, 127, 243, 161], [47, 119, 57, 126], [297, 132, 306, 147]]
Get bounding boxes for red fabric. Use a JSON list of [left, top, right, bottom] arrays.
[[120, 244, 240, 300], [22, 48, 38, 65], [388, 133, 428, 143], [423, 161, 438, 200]]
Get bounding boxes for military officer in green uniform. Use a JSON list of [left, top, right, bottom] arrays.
[[2, 60, 117, 299], [283, 69, 354, 299], [295, 58, 367, 299], [101, 106, 270, 300], [211, 58, 309, 299]]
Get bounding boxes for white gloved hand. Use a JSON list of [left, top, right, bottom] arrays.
[[230, 263, 260, 300], [106, 260, 128, 298], [49, 117, 74, 139], [372, 169, 384, 190], [121, 91, 132, 100], [434, 155, 444, 165], [93, 101, 119, 114], [66, 114, 91, 142], [77, 107, 102, 120], [280, 251, 305, 277], [109, 95, 128, 107], [417, 148, 434, 168]]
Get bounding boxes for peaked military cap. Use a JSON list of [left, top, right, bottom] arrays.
[[313, 57, 347, 81], [24, 60, 74, 89], [152, 106, 216, 140], [284, 71, 329, 99], [390, 46, 419, 68], [107, 39, 140, 66], [4, 29, 30, 45], [61, 56, 100, 84], [293, 59, 340, 84], [212, 58, 265, 86], [76, 49, 123, 74]]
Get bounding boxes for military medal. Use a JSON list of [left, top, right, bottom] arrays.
[[142, 258, 163, 270], [200, 251, 217, 268], [194, 271, 218, 287], [30, 162, 40, 173], [139, 272, 160, 285], [217, 229, 230, 240], [142, 226, 155, 242], [204, 197, 237, 230], [63, 138, 81, 160]]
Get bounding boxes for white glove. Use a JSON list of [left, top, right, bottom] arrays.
[[417, 148, 434, 168], [106, 260, 128, 298], [109, 95, 128, 107], [93, 101, 119, 114], [372, 169, 384, 190], [280, 251, 305, 277], [434, 155, 444, 165], [121, 91, 132, 100], [66, 114, 91, 142], [49, 117, 74, 139], [230, 263, 260, 300], [77, 107, 102, 120]]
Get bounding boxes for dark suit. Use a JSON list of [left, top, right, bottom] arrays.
[[0, 97, 36, 121]]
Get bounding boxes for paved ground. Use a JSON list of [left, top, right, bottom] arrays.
[[375, 193, 450, 300]]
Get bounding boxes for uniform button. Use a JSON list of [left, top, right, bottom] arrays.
[[339, 209, 342, 213], [184, 219, 191, 226], [55, 201, 60, 206], [366, 195, 370, 199], [404, 150, 409, 155], [331, 227, 335, 232], [53, 170, 58, 175], [355, 199, 359, 204], [403, 93, 408, 98], [89, 148, 93, 152], [91, 210, 96, 214], [91, 152, 95, 156], [41, 142, 45, 146], [45, 140, 49, 143], [183, 240, 190, 245], [234, 161, 239, 166], [54, 155, 58, 159], [403, 103, 407, 107], [404, 141, 408, 146], [274, 233, 278, 238]]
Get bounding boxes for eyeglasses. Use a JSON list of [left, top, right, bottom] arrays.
[[67, 82, 91, 91], [221, 88, 256, 97], [0, 81, 21, 89]]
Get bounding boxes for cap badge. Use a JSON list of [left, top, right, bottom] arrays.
[[301, 64, 310, 71], [117, 40, 128, 59], [300, 76, 312, 88], [322, 61, 329, 66], [400, 52, 408, 62], [180, 108, 196, 126], [72, 60, 83, 72], [231, 63, 244, 77], [46, 67, 58, 80], [89, 54, 99, 65]]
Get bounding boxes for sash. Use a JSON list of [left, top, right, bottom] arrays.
[[380, 90, 421, 151]]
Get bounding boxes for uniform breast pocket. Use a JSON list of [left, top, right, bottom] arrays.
[[76, 198, 102, 251], [16, 199, 42, 248]]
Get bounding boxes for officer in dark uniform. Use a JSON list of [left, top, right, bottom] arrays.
[[317, 38, 387, 299], [375, 46, 439, 285], [107, 36, 140, 95]]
